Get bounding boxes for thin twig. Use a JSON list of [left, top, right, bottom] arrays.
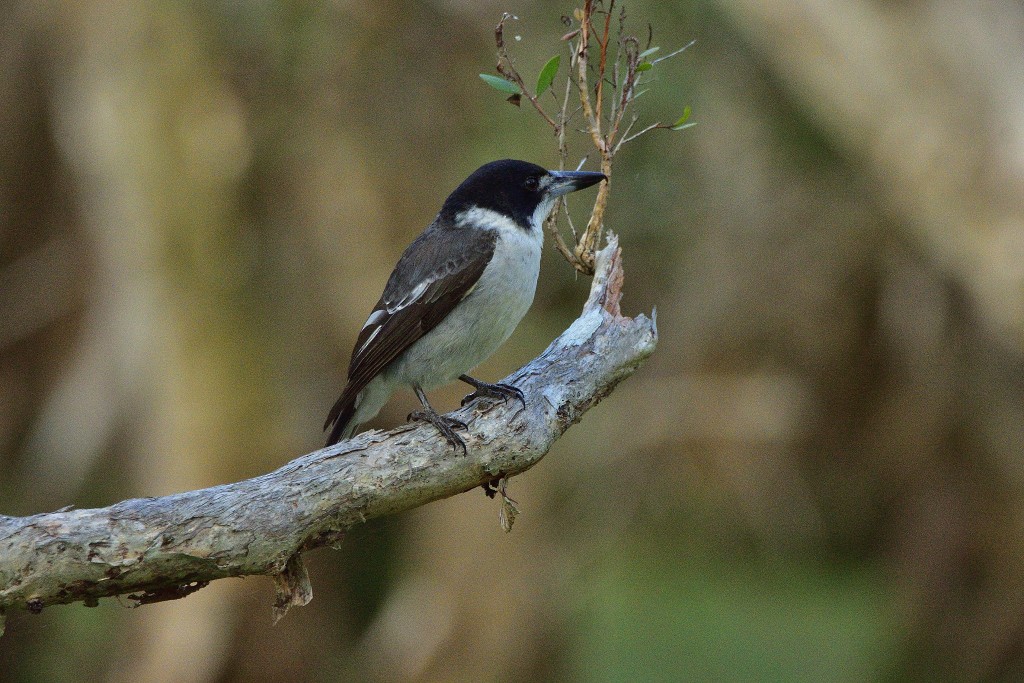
[[544, 65, 583, 269], [652, 39, 695, 64], [615, 114, 640, 151], [616, 121, 665, 151], [576, 1, 604, 151], [494, 14, 560, 130], [562, 198, 579, 241], [594, 0, 614, 124]]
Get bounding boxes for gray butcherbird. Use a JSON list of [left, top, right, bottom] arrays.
[[324, 159, 605, 450]]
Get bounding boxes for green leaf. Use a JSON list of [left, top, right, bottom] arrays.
[[479, 74, 522, 95], [671, 106, 694, 130], [636, 61, 653, 72], [638, 47, 660, 59], [535, 55, 561, 95]]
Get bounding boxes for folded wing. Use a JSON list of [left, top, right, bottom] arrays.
[[324, 225, 496, 439]]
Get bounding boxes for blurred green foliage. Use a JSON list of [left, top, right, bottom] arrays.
[[577, 542, 893, 682]]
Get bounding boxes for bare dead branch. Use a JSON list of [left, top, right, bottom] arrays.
[[0, 236, 656, 627]]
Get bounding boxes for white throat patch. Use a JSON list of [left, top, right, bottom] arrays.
[[530, 195, 557, 233], [456, 201, 554, 238], [457, 206, 526, 235]]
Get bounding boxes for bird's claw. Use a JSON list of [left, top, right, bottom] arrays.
[[408, 409, 468, 454], [461, 381, 526, 410]]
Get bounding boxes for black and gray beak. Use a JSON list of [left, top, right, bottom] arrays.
[[547, 170, 607, 197]]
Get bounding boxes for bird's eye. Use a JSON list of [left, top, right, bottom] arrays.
[[524, 176, 540, 191]]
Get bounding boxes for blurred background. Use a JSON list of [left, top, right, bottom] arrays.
[[2, 0, 1024, 680]]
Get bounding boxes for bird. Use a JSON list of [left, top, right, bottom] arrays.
[[324, 159, 606, 451]]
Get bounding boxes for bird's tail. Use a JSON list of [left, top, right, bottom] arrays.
[[324, 386, 360, 447]]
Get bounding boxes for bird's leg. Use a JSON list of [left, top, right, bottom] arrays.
[[459, 374, 526, 410], [408, 385, 468, 454]]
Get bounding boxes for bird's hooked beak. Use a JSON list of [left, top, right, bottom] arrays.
[[547, 170, 607, 197]]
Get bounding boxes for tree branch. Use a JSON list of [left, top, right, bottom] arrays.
[[0, 236, 656, 629]]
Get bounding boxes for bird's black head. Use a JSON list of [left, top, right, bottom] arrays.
[[441, 159, 606, 231]]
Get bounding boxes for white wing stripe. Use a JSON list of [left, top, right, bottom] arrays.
[[355, 324, 383, 357], [387, 280, 429, 313], [357, 274, 439, 359], [361, 309, 386, 330]]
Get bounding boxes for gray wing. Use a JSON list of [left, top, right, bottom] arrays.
[[324, 224, 495, 431]]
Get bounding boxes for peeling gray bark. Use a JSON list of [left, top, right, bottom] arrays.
[[0, 236, 656, 625]]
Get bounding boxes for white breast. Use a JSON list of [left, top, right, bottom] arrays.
[[388, 208, 544, 390]]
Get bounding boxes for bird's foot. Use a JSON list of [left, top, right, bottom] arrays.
[[408, 409, 468, 454], [459, 377, 526, 410]]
